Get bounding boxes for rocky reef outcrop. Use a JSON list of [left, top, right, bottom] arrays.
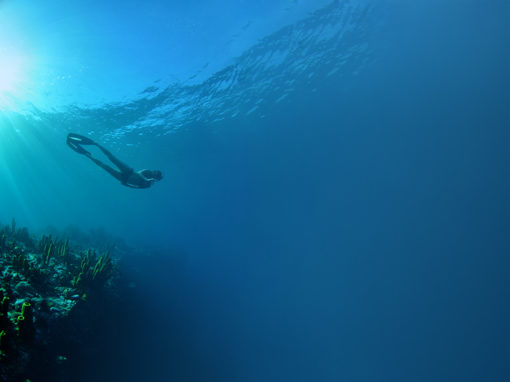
[[0, 219, 120, 381]]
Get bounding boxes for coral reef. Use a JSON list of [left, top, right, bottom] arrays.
[[0, 219, 119, 381]]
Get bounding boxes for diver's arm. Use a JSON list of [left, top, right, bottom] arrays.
[[123, 182, 144, 189], [139, 169, 160, 182], [122, 171, 153, 189]]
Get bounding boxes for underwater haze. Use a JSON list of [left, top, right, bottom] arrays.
[[1, 0, 509, 381]]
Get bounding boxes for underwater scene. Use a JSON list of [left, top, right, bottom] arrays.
[[0, 0, 509, 381]]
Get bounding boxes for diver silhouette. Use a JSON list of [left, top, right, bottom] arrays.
[[66, 133, 163, 189]]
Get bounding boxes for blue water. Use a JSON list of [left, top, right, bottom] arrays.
[[1, 0, 509, 381]]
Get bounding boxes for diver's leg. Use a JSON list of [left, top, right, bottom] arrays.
[[87, 155, 124, 182], [95, 144, 133, 173]]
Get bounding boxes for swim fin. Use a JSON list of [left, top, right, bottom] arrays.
[[66, 133, 96, 155]]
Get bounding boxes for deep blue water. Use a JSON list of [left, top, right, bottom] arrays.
[[0, 1, 509, 381]]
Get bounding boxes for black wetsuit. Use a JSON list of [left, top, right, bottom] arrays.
[[67, 133, 159, 189]]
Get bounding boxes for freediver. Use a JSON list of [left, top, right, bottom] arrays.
[[66, 133, 163, 189]]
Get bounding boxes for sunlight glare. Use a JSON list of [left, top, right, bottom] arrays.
[[0, 47, 27, 94]]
